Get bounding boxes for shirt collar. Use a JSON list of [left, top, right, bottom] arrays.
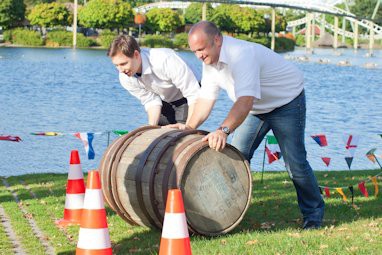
[[140, 49, 152, 76], [216, 36, 228, 69]]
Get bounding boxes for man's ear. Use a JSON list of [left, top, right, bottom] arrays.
[[134, 50, 140, 59], [215, 35, 222, 47]]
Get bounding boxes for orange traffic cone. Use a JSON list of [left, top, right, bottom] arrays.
[[159, 189, 192, 255], [56, 150, 85, 226], [76, 170, 112, 255]]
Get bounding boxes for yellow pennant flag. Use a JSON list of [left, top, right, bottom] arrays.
[[371, 176, 379, 197], [336, 188, 347, 202]]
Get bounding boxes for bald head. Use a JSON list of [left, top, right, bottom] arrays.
[[188, 21, 223, 65], [189, 21, 221, 40]]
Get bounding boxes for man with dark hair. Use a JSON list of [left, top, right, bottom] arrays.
[[168, 21, 324, 230], [108, 35, 200, 125]]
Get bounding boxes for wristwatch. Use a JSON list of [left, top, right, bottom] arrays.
[[218, 126, 231, 135]]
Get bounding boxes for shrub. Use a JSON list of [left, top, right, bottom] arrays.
[[11, 29, 44, 46], [141, 34, 173, 48], [275, 37, 295, 52], [46, 30, 72, 46], [234, 34, 268, 46], [173, 33, 188, 49], [3, 30, 12, 42], [98, 30, 118, 48], [76, 33, 97, 47]]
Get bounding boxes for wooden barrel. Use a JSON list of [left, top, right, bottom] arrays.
[[99, 126, 252, 236]]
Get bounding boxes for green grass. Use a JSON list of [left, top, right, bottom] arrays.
[[0, 170, 381, 254]]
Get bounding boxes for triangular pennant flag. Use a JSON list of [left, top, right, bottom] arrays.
[[348, 186, 354, 204], [319, 187, 323, 195], [358, 182, 369, 197], [324, 187, 330, 198], [265, 135, 282, 164], [379, 134, 382, 139], [311, 134, 328, 147], [74, 132, 95, 160], [343, 134, 359, 157], [336, 188, 347, 202], [112, 130, 129, 136], [321, 157, 331, 167], [345, 157, 353, 170], [0, 135, 22, 142], [366, 148, 377, 163], [371, 176, 379, 197]]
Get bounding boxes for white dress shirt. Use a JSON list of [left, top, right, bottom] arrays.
[[119, 48, 200, 111], [200, 36, 304, 114]]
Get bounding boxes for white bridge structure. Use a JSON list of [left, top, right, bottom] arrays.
[[134, 0, 381, 53]]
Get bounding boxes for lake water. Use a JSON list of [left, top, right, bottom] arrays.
[[0, 46, 381, 176]]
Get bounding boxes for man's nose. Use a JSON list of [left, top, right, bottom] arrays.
[[195, 52, 203, 60]]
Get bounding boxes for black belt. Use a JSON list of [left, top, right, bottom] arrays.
[[168, 97, 187, 107]]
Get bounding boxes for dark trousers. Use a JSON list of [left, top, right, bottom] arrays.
[[158, 97, 188, 126]]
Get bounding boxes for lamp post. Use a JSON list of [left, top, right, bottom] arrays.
[[134, 13, 146, 43]]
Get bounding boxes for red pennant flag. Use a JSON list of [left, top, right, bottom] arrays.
[[358, 182, 369, 197], [321, 157, 331, 167], [311, 134, 328, 147], [324, 187, 330, 198], [0, 135, 22, 142]]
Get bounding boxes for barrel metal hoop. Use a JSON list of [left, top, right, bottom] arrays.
[[110, 126, 160, 225], [148, 129, 201, 224], [100, 132, 131, 218], [135, 129, 182, 228], [161, 130, 208, 208]]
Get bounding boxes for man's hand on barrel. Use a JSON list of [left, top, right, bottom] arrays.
[[164, 123, 193, 130], [202, 130, 227, 152]]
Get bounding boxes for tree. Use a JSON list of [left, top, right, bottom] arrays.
[[145, 8, 184, 33], [0, 0, 25, 29], [210, 4, 236, 33], [230, 7, 265, 35], [28, 3, 71, 31], [184, 3, 212, 24], [78, 0, 134, 30], [351, 0, 382, 25]]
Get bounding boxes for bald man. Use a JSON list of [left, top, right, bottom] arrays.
[[168, 21, 324, 230]]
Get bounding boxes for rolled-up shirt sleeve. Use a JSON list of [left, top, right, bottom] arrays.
[[230, 50, 261, 100], [162, 53, 200, 105], [119, 73, 162, 111]]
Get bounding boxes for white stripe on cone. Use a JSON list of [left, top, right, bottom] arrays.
[[161, 213, 189, 239], [77, 228, 111, 249], [64, 194, 85, 209], [83, 189, 104, 209], [68, 164, 83, 179]]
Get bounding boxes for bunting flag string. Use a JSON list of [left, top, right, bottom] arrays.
[[321, 157, 331, 167], [345, 157, 354, 170], [30, 132, 63, 136]]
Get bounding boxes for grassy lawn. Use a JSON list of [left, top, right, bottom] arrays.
[[0, 170, 381, 254]]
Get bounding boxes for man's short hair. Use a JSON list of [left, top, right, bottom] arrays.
[[190, 21, 222, 39], [107, 35, 140, 58]]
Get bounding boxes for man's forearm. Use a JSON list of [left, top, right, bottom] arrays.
[[147, 105, 162, 125], [220, 96, 254, 132], [186, 98, 215, 129]]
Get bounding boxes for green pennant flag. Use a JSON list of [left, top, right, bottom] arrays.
[[265, 135, 282, 164], [112, 130, 129, 136], [366, 148, 377, 163]]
